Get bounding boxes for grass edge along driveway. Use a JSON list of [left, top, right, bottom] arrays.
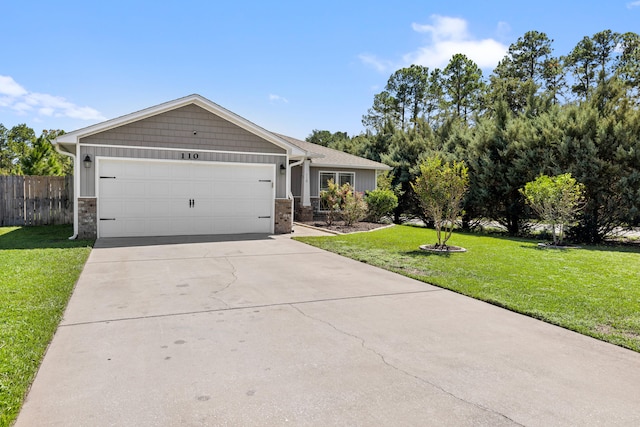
[[295, 225, 640, 353], [0, 225, 93, 427]]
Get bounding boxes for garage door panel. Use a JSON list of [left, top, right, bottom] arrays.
[[169, 182, 192, 199], [114, 182, 146, 199], [123, 162, 147, 178], [122, 200, 148, 217], [232, 185, 254, 198], [191, 182, 213, 198], [99, 159, 274, 238], [99, 161, 122, 177], [100, 200, 123, 218]]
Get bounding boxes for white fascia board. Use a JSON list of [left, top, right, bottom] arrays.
[[309, 162, 393, 171], [54, 94, 307, 157]]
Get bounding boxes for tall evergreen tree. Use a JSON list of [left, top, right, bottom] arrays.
[[489, 31, 556, 113], [441, 54, 485, 122]]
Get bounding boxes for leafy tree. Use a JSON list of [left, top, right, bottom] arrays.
[[555, 79, 640, 242], [380, 128, 433, 222], [412, 155, 468, 247], [441, 53, 485, 122], [467, 101, 534, 234], [564, 30, 620, 99], [542, 57, 566, 103], [521, 174, 585, 244], [306, 130, 347, 147], [616, 32, 640, 100], [592, 30, 619, 82], [363, 65, 430, 131], [20, 129, 70, 175], [0, 124, 12, 174], [489, 30, 555, 112], [362, 91, 398, 131], [424, 68, 445, 126]]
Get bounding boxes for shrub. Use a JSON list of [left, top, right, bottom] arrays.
[[365, 189, 398, 223], [342, 190, 368, 226], [320, 179, 350, 225]]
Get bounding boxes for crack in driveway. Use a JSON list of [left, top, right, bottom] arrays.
[[207, 257, 237, 308], [290, 304, 524, 426]]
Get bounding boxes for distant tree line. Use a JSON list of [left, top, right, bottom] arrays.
[[0, 124, 71, 176], [307, 29, 640, 243]]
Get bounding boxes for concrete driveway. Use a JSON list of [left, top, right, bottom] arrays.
[[16, 227, 640, 426]]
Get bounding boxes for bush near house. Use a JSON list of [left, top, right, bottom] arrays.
[[342, 190, 368, 226], [365, 188, 398, 223]]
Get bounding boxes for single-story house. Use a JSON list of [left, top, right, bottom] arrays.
[[54, 94, 391, 239]]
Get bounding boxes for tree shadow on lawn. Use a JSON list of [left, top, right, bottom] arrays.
[[0, 225, 94, 250], [403, 249, 453, 258], [517, 242, 640, 254]]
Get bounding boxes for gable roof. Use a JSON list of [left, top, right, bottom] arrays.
[[53, 94, 391, 171], [54, 94, 306, 157], [276, 134, 392, 171]]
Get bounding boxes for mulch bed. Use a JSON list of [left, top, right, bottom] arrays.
[[298, 221, 390, 234], [419, 244, 467, 253]]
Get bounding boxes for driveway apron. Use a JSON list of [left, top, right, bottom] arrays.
[[15, 229, 640, 426]]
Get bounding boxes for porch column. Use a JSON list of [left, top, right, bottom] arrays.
[[302, 159, 311, 207], [298, 159, 313, 221]]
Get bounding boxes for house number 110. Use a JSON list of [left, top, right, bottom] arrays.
[[181, 153, 199, 159]]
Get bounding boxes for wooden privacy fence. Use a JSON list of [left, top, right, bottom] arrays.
[[0, 176, 73, 226]]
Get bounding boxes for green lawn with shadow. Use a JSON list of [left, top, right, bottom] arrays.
[[295, 225, 640, 352], [0, 225, 93, 427]]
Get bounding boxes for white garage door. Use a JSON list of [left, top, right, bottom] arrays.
[[98, 159, 275, 238]]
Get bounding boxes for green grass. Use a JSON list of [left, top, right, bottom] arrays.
[[0, 225, 93, 427], [295, 225, 640, 352]]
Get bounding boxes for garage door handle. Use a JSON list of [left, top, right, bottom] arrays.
[[100, 218, 116, 221], [189, 199, 194, 208], [258, 216, 271, 219]]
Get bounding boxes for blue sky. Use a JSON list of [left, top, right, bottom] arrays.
[[1, 0, 639, 140]]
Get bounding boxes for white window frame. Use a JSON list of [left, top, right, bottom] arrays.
[[318, 170, 356, 212]]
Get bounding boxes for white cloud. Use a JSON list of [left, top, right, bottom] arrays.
[[0, 75, 105, 121], [406, 15, 508, 70], [360, 15, 509, 73], [358, 54, 394, 73], [268, 94, 289, 104], [627, 1, 640, 8], [0, 75, 28, 97]]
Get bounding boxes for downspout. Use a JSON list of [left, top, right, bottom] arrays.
[[54, 143, 79, 240]]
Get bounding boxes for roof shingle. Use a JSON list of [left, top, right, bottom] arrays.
[[275, 133, 391, 170]]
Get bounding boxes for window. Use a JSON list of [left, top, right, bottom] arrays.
[[319, 171, 355, 211], [320, 171, 355, 192]]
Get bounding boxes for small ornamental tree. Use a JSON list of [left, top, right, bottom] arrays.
[[520, 173, 585, 245], [412, 156, 469, 248], [320, 179, 356, 226], [342, 190, 368, 226]]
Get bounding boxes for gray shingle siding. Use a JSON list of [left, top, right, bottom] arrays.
[[290, 167, 376, 198], [80, 104, 286, 154]]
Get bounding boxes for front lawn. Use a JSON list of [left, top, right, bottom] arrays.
[[0, 225, 93, 427], [295, 225, 640, 352]]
